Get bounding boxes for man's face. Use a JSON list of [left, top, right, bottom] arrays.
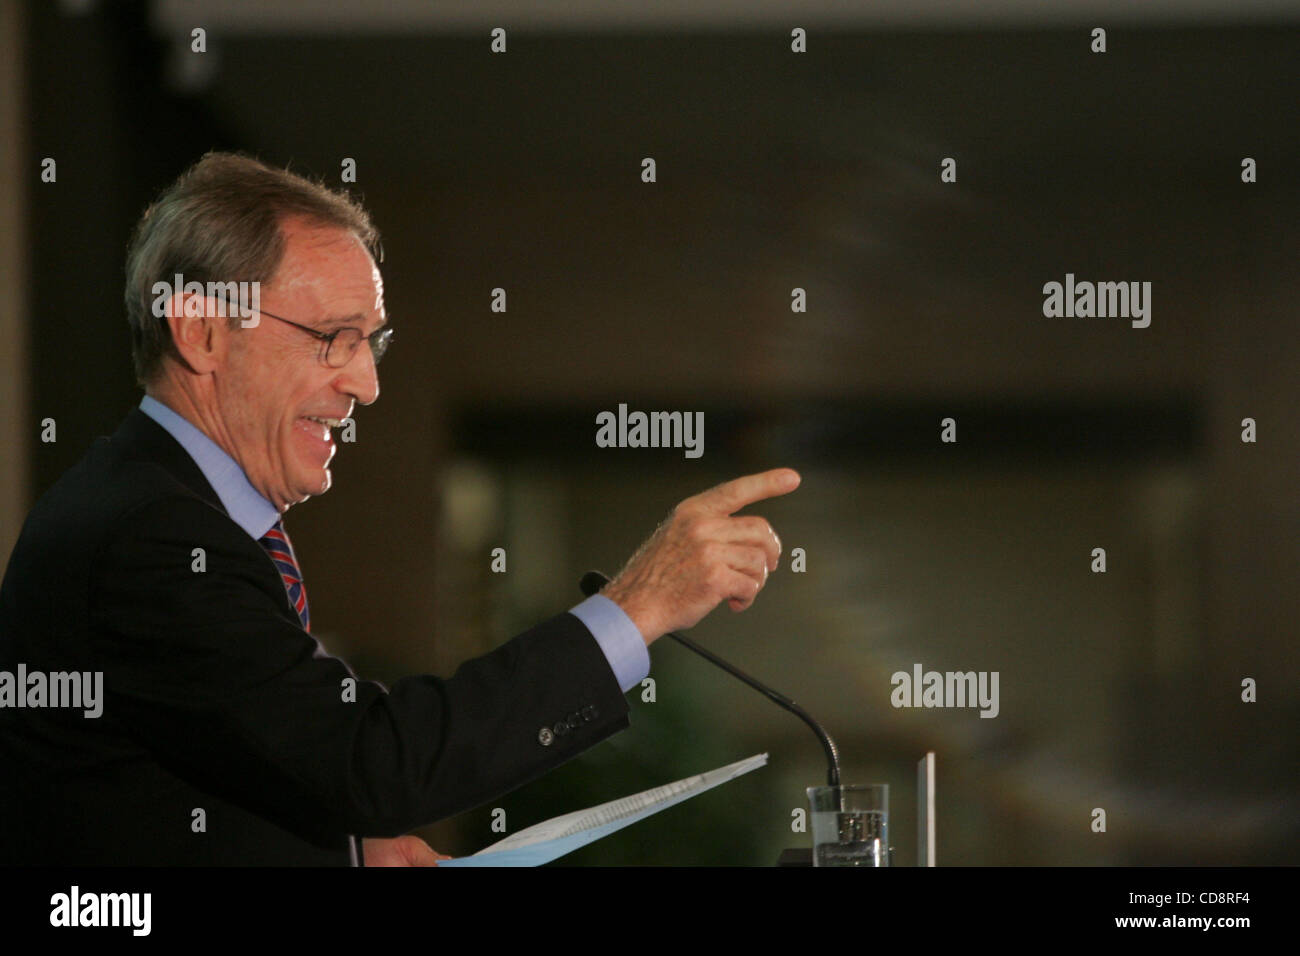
[[216, 217, 385, 512]]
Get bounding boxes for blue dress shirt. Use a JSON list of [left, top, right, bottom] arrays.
[[138, 395, 650, 692]]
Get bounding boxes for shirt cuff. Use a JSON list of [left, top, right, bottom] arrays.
[[568, 594, 651, 694]]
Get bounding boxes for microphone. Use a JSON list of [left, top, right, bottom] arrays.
[[580, 570, 842, 786]]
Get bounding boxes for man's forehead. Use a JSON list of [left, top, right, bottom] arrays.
[[273, 220, 382, 304], [279, 219, 372, 270]]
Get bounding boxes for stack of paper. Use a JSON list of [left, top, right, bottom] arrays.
[[438, 753, 768, 867]]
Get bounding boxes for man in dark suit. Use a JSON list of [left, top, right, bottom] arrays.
[[0, 152, 799, 865]]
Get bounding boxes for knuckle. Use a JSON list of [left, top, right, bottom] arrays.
[[676, 495, 704, 516]]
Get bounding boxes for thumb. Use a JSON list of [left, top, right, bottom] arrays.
[[397, 835, 442, 866]]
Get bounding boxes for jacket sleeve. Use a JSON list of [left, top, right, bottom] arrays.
[[88, 494, 630, 846]]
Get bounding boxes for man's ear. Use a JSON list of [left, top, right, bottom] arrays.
[[165, 293, 231, 375]]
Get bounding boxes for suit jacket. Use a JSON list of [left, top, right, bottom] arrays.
[[0, 407, 630, 865]]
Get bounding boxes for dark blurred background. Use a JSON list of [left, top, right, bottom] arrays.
[[1, 0, 1296, 864]]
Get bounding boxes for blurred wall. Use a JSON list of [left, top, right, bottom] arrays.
[[0, 0, 28, 560]]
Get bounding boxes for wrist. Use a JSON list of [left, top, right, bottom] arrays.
[[601, 581, 661, 646]]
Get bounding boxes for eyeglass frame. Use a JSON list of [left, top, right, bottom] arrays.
[[211, 294, 393, 369]]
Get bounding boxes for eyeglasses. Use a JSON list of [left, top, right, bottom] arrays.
[[256, 307, 393, 369], [214, 296, 393, 369]]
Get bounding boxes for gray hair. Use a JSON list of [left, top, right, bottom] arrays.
[[123, 151, 379, 386]]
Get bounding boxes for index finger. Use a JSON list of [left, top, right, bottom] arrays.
[[692, 468, 801, 516]]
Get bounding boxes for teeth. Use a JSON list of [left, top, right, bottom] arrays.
[[305, 416, 342, 428]]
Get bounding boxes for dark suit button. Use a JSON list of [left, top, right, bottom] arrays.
[[538, 727, 554, 746], [554, 720, 571, 737], [581, 705, 597, 722], [566, 711, 582, 729]]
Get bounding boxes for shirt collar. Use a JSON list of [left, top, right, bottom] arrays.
[[139, 395, 281, 541]]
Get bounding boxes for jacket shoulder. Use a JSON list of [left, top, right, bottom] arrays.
[[2, 410, 235, 624], [21, 431, 225, 559]]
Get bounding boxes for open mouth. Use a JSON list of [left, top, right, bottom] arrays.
[[294, 416, 342, 455], [302, 415, 343, 431]]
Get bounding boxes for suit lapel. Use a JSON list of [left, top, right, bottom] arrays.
[[108, 407, 229, 516], [108, 408, 316, 635]]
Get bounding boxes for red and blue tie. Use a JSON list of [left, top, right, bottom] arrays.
[[259, 520, 311, 632], [258, 519, 355, 863]]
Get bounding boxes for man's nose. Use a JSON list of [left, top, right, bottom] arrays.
[[336, 341, 380, 406]]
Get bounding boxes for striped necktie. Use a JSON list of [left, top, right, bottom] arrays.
[[259, 519, 311, 632], [257, 520, 353, 863]]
